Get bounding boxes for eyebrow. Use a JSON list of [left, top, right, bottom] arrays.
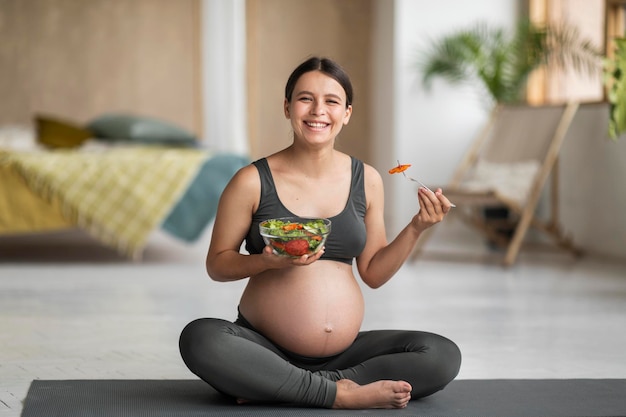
[[296, 90, 343, 101]]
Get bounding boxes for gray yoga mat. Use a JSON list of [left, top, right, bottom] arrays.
[[21, 378, 626, 417]]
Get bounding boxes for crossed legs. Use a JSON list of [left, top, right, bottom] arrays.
[[179, 318, 461, 409]]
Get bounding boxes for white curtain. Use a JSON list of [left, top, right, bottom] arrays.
[[201, 0, 249, 155]]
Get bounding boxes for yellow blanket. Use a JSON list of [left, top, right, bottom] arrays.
[[0, 147, 209, 259]]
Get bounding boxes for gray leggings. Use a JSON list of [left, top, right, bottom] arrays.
[[179, 314, 461, 408]]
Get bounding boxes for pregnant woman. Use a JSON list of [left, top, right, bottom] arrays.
[[179, 56, 461, 409]]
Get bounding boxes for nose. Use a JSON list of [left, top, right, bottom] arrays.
[[311, 100, 325, 115]]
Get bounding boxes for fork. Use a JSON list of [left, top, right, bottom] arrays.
[[402, 171, 456, 208]]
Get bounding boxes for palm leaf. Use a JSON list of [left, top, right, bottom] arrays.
[[606, 38, 626, 139], [416, 18, 602, 104]]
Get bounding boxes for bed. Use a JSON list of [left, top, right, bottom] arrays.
[[0, 116, 249, 259]]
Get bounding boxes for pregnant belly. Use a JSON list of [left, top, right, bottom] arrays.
[[239, 262, 365, 357]]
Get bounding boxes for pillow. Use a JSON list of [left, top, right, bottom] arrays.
[[35, 115, 93, 149], [87, 113, 197, 147], [0, 125, 40, 151]]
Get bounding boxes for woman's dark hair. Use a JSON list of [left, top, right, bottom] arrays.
[[284, 57, 353, 108]]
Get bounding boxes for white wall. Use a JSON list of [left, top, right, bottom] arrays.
[[383, 0, 520, 237], [560, 103, 626, 260]]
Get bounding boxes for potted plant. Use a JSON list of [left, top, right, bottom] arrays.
[[605, 37, 626, 140], [417, 18, 602, 105]]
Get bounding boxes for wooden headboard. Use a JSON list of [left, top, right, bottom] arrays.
[[0, 0, 201, 135]]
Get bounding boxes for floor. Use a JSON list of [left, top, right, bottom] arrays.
[[1, 228, 626, 416]]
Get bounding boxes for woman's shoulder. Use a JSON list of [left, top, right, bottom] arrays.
[[225, 162, 262, 195], [360, 160, 383, 185]]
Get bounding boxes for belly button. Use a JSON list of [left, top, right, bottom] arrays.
[[324, 326, 332, 333]]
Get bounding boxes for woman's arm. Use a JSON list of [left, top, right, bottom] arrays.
[[205, 165, 265, 281], [356, 164, 452, 288], [206, 165, 323, 282]]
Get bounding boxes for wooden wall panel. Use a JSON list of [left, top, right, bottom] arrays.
[[246, 0, 373, 162], [0, 0, 201, 134]]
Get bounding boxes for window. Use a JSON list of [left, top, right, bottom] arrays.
[[527, 0, 604, 104]]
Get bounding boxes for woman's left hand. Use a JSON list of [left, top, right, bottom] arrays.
[[261, 245, 325, 268], [412, 187, 453, 233]]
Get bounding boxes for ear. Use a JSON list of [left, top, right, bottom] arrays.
[[343, 105, 353, 126], [284, 98, 290, 119]]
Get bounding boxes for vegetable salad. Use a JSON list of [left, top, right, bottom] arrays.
[[260, 218, 330, 257]]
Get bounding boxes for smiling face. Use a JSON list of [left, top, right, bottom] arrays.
[[284, 70, 352, 147]]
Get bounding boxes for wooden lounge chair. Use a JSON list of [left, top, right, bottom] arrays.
[[411, 102, 584, 266]]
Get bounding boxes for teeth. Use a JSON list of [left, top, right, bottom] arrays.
[[307, 122, 327, 128]]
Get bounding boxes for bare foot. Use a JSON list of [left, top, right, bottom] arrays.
[[332, 379, 412, 409]]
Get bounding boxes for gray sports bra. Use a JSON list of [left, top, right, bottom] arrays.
[[245, 157, 367, 265]]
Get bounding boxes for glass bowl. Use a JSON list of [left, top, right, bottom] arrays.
[[259, 217, 331, 257]]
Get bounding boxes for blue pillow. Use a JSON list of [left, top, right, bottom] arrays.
[[87, 113, 197, 147]]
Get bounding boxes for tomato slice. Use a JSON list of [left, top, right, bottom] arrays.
[[388, 163, 411, 174]]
